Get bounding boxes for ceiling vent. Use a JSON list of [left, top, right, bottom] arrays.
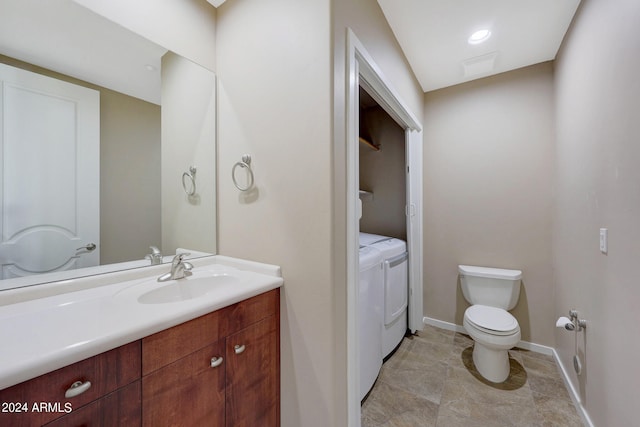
[[462, 52, 499, 78]]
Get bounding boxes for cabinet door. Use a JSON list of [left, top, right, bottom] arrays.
[[142, 342, 225, 427], [225, 315, 279, 427]]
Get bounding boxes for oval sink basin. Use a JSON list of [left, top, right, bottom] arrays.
[[138, 273, 240, 304]]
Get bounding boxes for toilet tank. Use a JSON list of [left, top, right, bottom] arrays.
[[458, 265, 522, 310]]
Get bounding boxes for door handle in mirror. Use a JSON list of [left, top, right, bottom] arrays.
[[76, 243, 97, 252]]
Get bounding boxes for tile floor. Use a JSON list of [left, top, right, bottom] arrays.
[[361, 325, 583, 427]]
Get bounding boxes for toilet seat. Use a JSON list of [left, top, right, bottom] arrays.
[[465, 305, 519, 336]]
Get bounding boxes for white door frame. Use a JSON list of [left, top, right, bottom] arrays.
[[345, 29, 423, 426]]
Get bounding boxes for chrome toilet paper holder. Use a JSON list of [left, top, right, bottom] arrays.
[[556, 309, 588, 375], [556, 309, 587, 331], [568, 309, 587, 331]]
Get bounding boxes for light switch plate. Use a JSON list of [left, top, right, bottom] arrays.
[[599, 228, 608, 254]]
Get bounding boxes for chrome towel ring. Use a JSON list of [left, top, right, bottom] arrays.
[[182, 166, 197, 196], [232, 154, 254, 191]]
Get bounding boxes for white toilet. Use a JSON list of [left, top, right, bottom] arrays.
[[459, 265, 522, 383]]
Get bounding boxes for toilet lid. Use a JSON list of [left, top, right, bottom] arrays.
[[465, 305, 519, 335]]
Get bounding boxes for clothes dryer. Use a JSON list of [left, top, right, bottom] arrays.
[[360, 233, 408, 358]]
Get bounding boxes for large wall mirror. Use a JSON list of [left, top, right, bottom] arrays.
[[0, 0, 217, 291]]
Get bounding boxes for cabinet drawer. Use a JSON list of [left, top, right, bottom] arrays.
[[142, 310, 220, 375], [0, 341, 141, 427], [219, 289, 279, 337], [44, 380, 141, 427], [142, 289, 279, 374]]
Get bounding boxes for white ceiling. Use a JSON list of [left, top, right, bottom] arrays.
[[0, 0, 167, 104], [377, 0, 581, 92], [0, 1, 581, 100]]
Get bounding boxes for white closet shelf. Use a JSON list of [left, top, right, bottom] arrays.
[[359, 190, 373, 201]]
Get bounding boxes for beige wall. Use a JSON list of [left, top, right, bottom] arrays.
[[554, 0, 640, 425], [160, 52, 216, 255], [215, 0, 333, 425], [100, 89, 161, 264], [359, 107, 407, 240], [423, 63, 555, 346]]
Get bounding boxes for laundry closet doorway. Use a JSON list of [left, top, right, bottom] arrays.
[[358, 87, 407, 240], [345, 29, 424, 427]]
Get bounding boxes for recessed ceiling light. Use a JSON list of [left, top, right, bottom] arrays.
[[468, 29, 491, 45]]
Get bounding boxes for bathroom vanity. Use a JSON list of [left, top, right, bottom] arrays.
[[0, 256, 282, 426]]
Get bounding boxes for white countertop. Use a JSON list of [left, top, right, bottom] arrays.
[[0, 256, 283, 390]]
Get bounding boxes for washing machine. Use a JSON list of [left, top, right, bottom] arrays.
[[360, 232, 408, 358], [358, 245, 383, 400]]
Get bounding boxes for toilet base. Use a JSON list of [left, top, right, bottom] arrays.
[[472, 342, 511, 383]]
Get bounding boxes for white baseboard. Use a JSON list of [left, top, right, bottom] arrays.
[[423, 316, 465, 334], [422, 316, 553, 355], [551, 349, 594, 427], [514, 339, 554, 356], [423, 316, 594, 426]]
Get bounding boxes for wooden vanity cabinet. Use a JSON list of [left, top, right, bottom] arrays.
[[0, 341, 141, 427], [142, 288, 280, 426], [0, 288, 280, 427]]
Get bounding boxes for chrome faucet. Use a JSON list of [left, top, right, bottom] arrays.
[[145, 246, 163, 265], [157, 253, 193, 282]]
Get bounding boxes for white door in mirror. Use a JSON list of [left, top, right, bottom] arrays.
[[0, 63, 100, 279]]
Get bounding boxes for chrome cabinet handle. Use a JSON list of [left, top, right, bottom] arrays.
[[210, 356, 223, 368], [76, 243, 97, 252], [234, 344, 246, 355], [65, 380, 92, 398]]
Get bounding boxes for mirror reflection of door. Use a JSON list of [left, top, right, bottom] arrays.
[[0, 63, 99, 279]]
